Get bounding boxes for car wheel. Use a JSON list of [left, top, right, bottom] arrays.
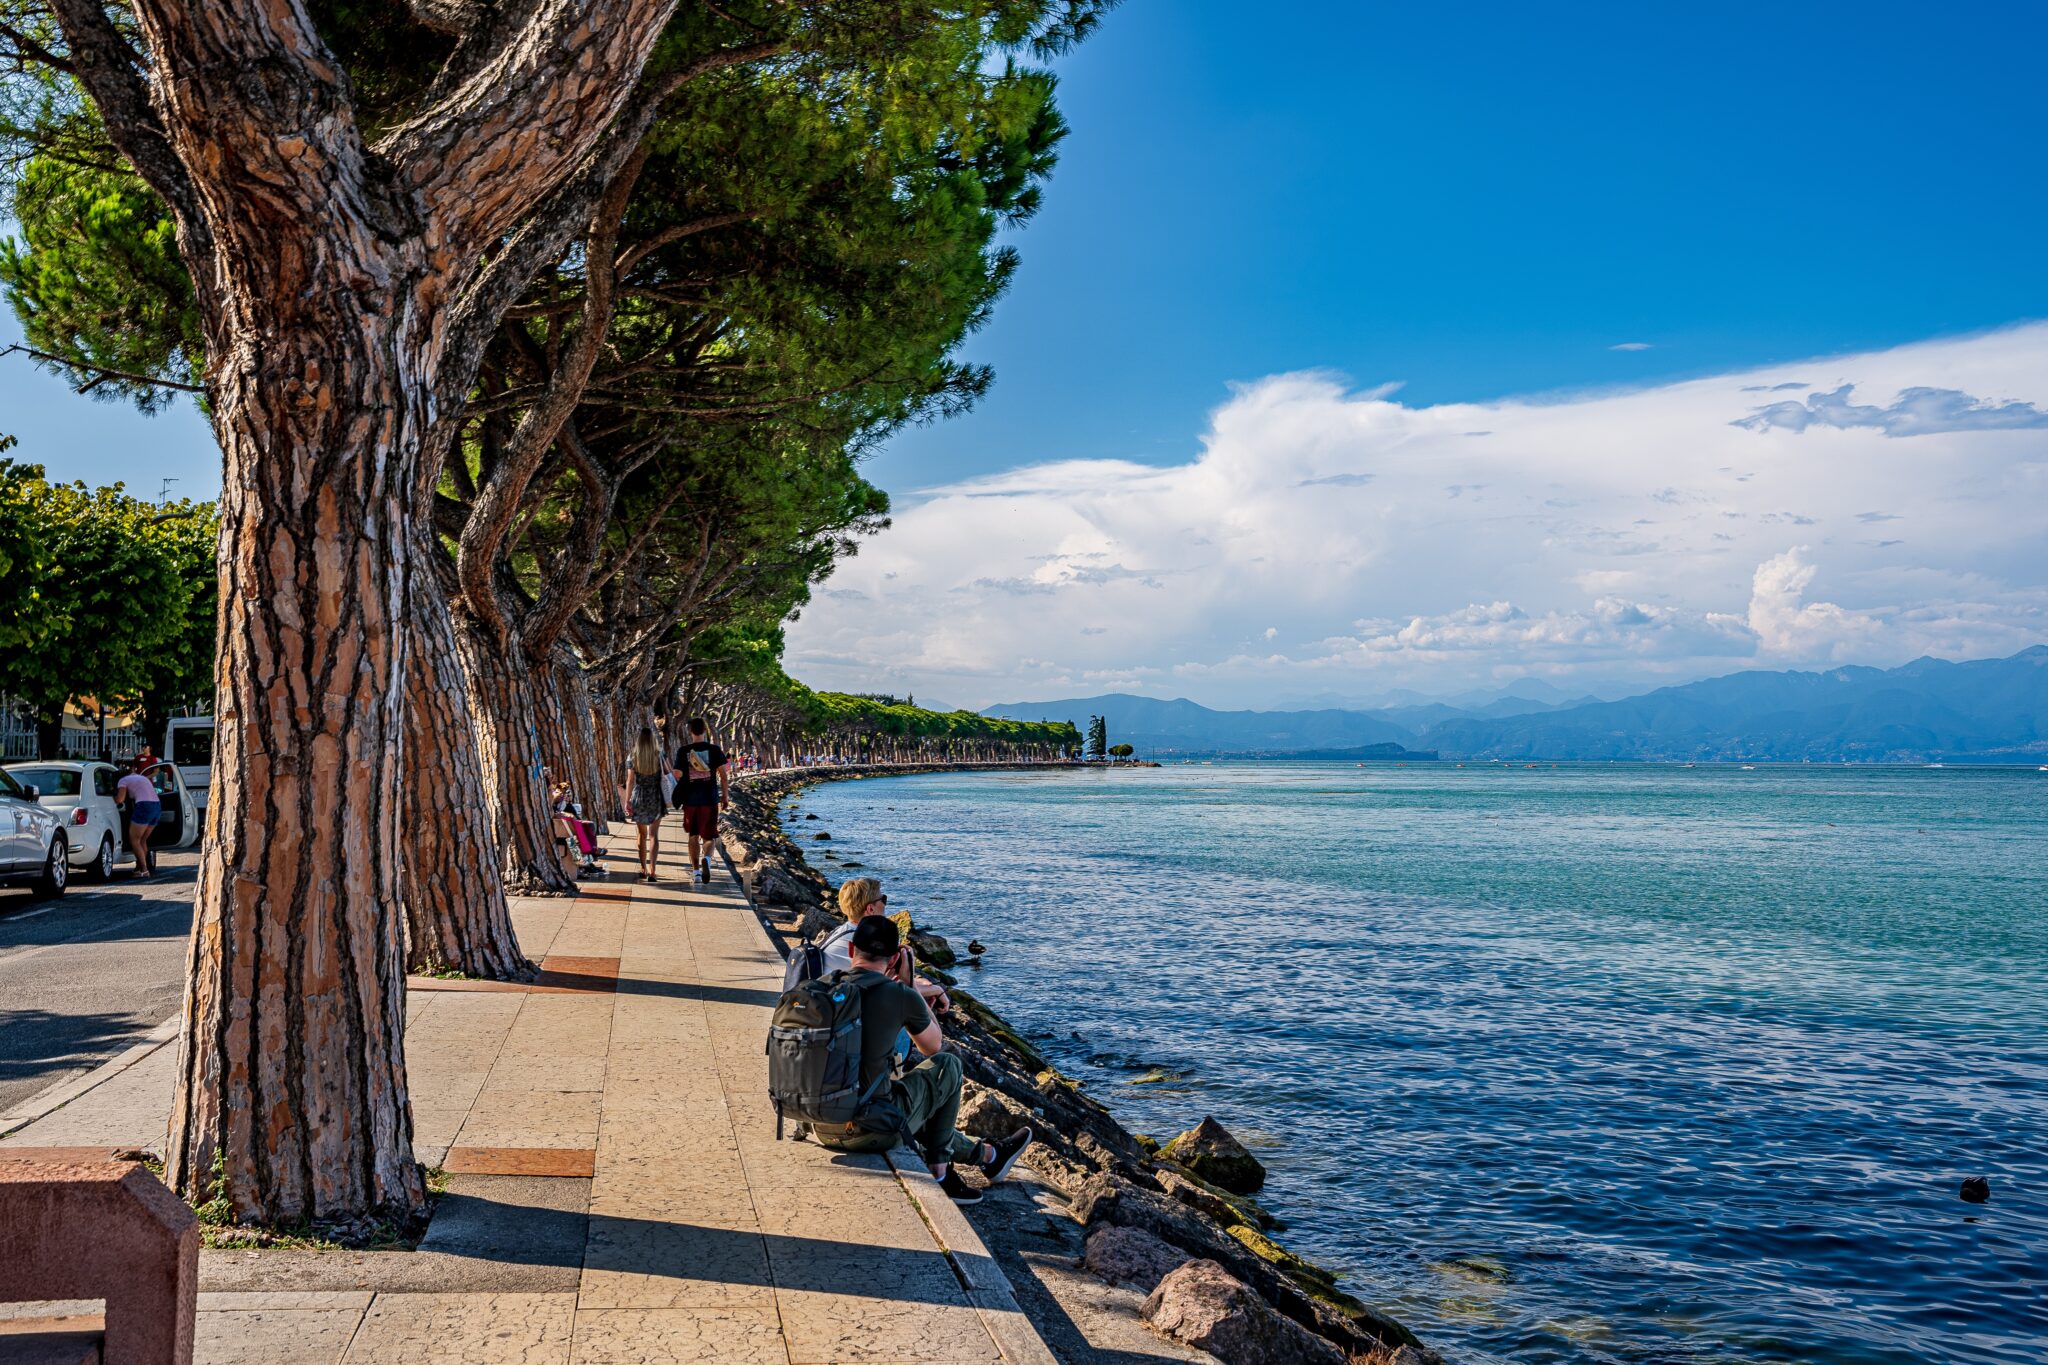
[[91, 833, 116, 882], [31, 835, 68, 900]]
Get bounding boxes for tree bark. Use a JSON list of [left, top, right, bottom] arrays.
[[456, 616, 577, 896], [402, 556, 534, 980]]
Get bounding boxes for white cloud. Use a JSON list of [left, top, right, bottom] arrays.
[[789, 324, 2048, 708], [1733, 382, 2048, 436], [1610, 341, 1654, 351]]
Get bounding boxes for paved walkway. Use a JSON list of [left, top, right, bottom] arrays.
[[1, 815, 1053, 1364]]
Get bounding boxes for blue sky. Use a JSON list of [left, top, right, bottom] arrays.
[[870, 0, 2048, 491]]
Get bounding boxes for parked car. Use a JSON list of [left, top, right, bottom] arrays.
[[1, 760, 201, 884], [165, 715, 214, 820], [3, 761, 127, 881], [0, 765, 68, 899]]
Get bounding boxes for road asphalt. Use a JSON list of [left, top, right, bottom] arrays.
[[0, 849, 197, 1115]]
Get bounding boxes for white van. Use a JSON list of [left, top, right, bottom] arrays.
[[165, 715, 215, 819]]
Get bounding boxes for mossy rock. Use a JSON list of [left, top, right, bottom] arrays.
[[1160, 1116, 1266, 1194], [1158, 1160, 1283, 1230], [1223, 1224, 1373, 1318], [1225, 1224, 1337, 1288], [1134, 1133, 1161, 1156], [908, 931, 955, 967]]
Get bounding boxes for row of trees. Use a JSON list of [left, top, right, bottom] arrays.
[[0, 0, 1109, 1225], [689, 662, 1080, 763], [0, 452, 216, 753]]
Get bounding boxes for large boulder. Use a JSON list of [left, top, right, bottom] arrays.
[[1082, 1225, 1192, 1294], [1157, 1168, 1280, 1231], [1074, 1173, 1429, 1359], [907, 930, 955, 967], [1142, 1260, 1344, 1365], [956, 1083, 1034, 1143], [1161, 1117, 1265, 1194]]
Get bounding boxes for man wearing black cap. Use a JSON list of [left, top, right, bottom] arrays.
[[827, 917, 1032, 1203]]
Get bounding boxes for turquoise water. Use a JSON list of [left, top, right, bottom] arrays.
[[793, 763, 2048, 1365]]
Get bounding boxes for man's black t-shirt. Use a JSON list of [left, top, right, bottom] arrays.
[[676, 740, 728, 807], [841, 969, 931, 1093]]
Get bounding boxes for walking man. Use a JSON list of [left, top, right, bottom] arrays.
[[674, 717, 730, 884]]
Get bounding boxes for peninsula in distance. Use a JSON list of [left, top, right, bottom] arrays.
[[984, 646, 2048, 764]]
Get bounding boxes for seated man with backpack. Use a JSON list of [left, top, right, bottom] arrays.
[[769, 917, 1031, 1204]]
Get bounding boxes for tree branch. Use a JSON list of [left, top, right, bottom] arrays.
[[1, 343, 205, 394], [382, 0, 678, 250]]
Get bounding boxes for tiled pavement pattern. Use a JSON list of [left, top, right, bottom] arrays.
[[1, 815, 1055, 1364]]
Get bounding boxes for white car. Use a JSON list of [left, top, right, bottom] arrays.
[[1, 760, 201, 883], [165, 716, 214, 819], [0, 766, 68, 898]]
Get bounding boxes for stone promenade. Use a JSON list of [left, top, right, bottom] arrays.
[[0, 813, 1054, 1364]]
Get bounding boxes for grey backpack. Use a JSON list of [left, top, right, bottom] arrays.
[[765, 970, 904, 1148]]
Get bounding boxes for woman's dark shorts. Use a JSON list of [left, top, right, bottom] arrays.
[[130, 800, 162, 828]]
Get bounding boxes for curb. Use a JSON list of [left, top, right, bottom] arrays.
[[0, 1014, 180, 1141], [888, 1150, 1061, 1365]]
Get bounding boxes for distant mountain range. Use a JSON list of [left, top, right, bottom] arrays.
[[983, 647, 2048, 763]]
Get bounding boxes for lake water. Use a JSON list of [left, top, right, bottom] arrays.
[[792, 763, 2048, 1365]]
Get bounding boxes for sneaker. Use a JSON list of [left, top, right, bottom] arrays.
[[975, 1127, 1034, 1183], [937, 1168, 982, 1204], [700, 856, 712, 883]]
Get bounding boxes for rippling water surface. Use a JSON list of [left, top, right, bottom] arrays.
[[793, 763, 2048, 1365]]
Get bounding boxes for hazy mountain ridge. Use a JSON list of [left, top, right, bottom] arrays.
[[983, 646, 2048, 762]]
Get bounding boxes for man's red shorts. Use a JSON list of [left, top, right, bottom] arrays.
[[682, 804, 719, 839]]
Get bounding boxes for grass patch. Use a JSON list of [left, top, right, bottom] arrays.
[[186, 1152, 440, 1251]]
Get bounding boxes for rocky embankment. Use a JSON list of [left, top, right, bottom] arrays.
[[721, 765, 1445, 1365]]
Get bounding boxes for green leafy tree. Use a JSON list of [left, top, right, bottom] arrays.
[[1086, 714, 1107, 760], [134, 499, 219, 748], [0, 444, 53, 654], [0, 471, 192, 756], [0, 115, 206, 409]]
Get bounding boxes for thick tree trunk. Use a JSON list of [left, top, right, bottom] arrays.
[[456, 617, 576, 896], [402, 561, 534, 979], [168, 297, 430, 1225], [555, 662, 610, 826]]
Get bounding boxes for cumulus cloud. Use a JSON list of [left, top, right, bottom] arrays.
[[787, 325, 2048, 707], [1734, 382, 2048, 436], [1742, 547, 1885, 655]]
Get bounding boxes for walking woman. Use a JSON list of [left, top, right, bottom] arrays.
[[622, 726, 667, 882], [116, 758, 161, 880]]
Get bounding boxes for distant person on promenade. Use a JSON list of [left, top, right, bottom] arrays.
[[546, 771, 605, 879], [674, 717, 729, 884], [115, 757, 160, 879], [817, 917, 1032, 1204], [622, 726, 667, 882]]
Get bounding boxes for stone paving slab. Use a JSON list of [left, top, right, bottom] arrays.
[[0, 816, 1056, 1364]]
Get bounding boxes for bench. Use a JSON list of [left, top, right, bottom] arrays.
[[0, 1148, 198, 1365]]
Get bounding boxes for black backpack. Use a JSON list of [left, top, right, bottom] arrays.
[[765, 970, 905, 1149]]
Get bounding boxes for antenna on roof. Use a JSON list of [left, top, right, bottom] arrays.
[[159, 477, 179, 506]]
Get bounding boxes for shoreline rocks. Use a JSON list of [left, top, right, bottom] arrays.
[[1162, 1116, 1267, 1194], [721, 763, 1444, 1365]]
